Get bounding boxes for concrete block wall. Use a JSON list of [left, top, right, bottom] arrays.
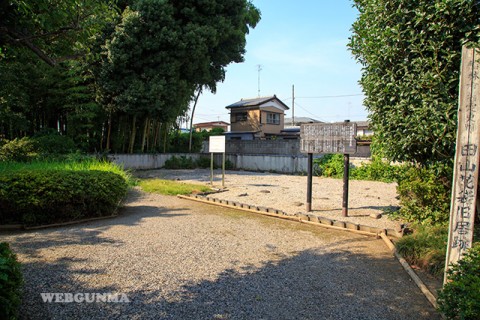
[[110, 153, 370, 174], [202, 139, 371, 157], [109, 153, 309, 173], [108, 153, 202, 170]]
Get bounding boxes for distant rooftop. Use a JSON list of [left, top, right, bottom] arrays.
[[226, 95, 289, 110], [194, 121, 229, 127], [355, 121, 370, 128], [284, 117, 323, 126]]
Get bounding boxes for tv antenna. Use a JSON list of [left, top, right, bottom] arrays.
[[257, 64, 262, 97]]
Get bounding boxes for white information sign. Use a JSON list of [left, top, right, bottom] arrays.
[[209, 136, 226, 153]]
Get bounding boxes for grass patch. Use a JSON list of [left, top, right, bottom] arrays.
[[0, 158, 133, 185], [395, 224, 448, 278], [139, 179, 211, 195]]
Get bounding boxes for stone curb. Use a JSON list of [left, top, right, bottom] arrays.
[[178, 194, 403, 238], [379, 233, 439, 311], [0, 215, 119, 231]]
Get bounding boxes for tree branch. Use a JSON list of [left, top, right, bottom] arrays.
[[2, 27, 85, 66]]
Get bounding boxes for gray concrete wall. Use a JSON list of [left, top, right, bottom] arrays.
[[226, 154, 308, 173], [108, 153, 202, 170], [202, 139, 371, 157], [202, 139, 300, 155], [110, 153, 370, 174], [109, 153, 309, 173]]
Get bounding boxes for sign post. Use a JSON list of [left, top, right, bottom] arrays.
[[300, 121, 357, 213], [444, 46, 480, 284], [306, 153, 313, 212], [209, 135, 226, 187]]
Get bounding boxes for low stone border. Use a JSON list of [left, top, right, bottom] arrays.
[[178, 194, 404, 238], [379, 233, 438, 310], [0, 214, 119, 231]]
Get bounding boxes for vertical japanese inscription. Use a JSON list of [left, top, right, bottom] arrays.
[[300, 122, 357, 154], [445, 47, 480, 282]]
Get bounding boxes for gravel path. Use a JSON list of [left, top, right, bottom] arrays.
[[137, 169, 403, 231], [2, 189, 440, 319]]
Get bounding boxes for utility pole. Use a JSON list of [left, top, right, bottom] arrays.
[[257, 64, 262, 97], [292, 84, 295, 126]]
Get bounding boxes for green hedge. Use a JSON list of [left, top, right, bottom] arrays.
[[0, 169, 128, 226], [438, 244, 480, 319], [395, 164, 452, 225], [0, 242, 23, 320], [313, 154, 405, 182]]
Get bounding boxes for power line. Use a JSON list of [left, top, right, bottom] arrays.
[[293, 101, 327, 122], [282, 93, 363, 100]]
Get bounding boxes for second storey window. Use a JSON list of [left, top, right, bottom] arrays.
[[233, 112, 248, 122], [266, 113, 280, 125]]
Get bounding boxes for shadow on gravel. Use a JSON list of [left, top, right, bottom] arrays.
[[2, 206, 187, 259], [146, 249, 441, 320], [16, 248, 441, 319]]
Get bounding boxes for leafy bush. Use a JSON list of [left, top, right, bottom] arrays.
[[351, 157, 407, 183], [313, 154, 406, 182], [438, 244, 480, 319], [163, 156, 196, 169], [349, 0, 480, 164], [0, 169, 128, 226], [0, 137, 37, 162], [167, 132, 203, 153], [313, 154, 345, 178], [196, 156, 212, 169], [32, 130, 76, 156], [225, 159, 235, 170], [0, 242, 23, 320], [395, 225, 448, 277], [0, 133, 77, 162], [395, 164, 452, 225]]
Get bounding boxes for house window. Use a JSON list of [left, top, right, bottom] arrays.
[[266, 113, 280, 125], [233, 112, 248, 122]]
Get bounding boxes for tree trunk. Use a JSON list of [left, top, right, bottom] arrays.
[[163, 124, 168, 153], [141, 116, 149, 153], [128, 114, 137, 154], [106, 113, 112, 151], [189, 87, 202, 152], [153, 120, 160, 151]]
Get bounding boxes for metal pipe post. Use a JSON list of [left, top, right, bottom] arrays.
[[306, 153, 313, 212]]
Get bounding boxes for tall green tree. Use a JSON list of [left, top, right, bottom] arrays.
[[0, 0, 118, 65], [349, 0, 480, 164], [97, 0, 260, 153]]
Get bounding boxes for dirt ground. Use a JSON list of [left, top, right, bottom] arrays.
[[134, 169, 403, 231]]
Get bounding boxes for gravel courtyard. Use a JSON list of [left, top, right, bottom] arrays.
[[3, 188, 440, 319], [137, 169, 403, 231]]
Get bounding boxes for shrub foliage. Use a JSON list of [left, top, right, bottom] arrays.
[[395, 163, 452, 225], [0, 242, 23, 320], [438, 244, 480, 319], [0, 137, 37, 162], [349, 0, 480, 164], [313, 154, 405, 183], [0, 169, 128, 226]]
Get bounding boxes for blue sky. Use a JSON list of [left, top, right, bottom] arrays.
[[193, 1, 365, 125]]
